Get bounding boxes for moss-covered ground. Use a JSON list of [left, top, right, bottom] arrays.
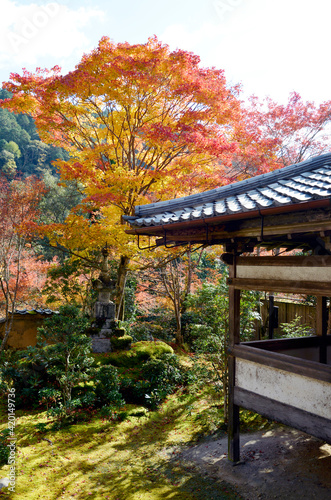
[[0, 349, 270, 500], [0, 385, 269, 499]]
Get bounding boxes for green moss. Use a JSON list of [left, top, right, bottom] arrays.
[[0, 387, 247, 500], [106, 341, 174, 368], [133, 340, 174, 359], [114, 327, 126, 337], [110, 334, 133, 350], [127, 406, 149, 417]]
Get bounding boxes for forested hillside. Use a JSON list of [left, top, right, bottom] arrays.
[[0, 89, 68, 178]]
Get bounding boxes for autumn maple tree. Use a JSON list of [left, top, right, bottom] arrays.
[[0, 175, 46, 351], [3, 248, 53, 308], [4, 38, 319, 320], [247, 92, 331, 167], [1, 36, 252, 316]]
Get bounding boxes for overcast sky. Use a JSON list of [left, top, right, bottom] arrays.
[[1, 0, 331, 104]]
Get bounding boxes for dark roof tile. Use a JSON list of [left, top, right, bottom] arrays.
[[124, 154, 331, 228]]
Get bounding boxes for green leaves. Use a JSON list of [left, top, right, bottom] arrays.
[[35, 305, 93, 411]]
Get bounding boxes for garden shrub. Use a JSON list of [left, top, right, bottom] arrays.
[[0, 429, 10, 467], [72, 389, 97, 409], [130, 322, 164, 342], [185, 273, 261, 419], [0, 349, 56, 409], [1, 305, 98, 427], [141, 353, 182, 386], [119, 377, 151, 405], [38, 387, 62, 410], [279, 315, 313, 338], [36, 304, 94, 408], [47, 399, 85, 428], [99, 406, 128, 421], [95, 365, 125, 408], [120, 352, 184, 409], [141, 353, 184, 407]]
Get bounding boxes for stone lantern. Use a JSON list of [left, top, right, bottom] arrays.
[[91, 245, 117, 352], [94, 245, 116, 322]]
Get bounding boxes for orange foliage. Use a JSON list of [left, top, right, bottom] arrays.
[[247, 92, 331, 167], [0, 36, 272, 260], [0, 176, 48, 345], [1, 250, 54, 312]]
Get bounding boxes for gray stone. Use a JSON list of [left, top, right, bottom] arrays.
[[92, 338, 111, 353], [94, 301, 115, 321]]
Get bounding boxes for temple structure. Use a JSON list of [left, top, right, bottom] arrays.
[[124, 153, 331, 462]]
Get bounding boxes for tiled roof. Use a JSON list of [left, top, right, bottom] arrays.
[[0, 309, 57, 323], [124, 154, 331, 228]]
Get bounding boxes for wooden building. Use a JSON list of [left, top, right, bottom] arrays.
[[0, 309, 55, 349], [124, 153, 331, 462]]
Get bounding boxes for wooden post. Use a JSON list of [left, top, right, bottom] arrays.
[[228, 254, 241, 463], [268, 293, 275, 339], [316, 296, 328, 364]]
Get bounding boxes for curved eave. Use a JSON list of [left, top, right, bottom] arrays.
[[125, 198, 331, 237]]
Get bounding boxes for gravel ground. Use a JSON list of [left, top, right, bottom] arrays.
[[178, 425, 331, 499]]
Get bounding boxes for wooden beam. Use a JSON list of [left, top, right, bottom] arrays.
[[232, 344, 331, 383], [227, 277, 331, 296], [237, 255, 331, 267], [242, 336, 330, 351], [129, 209, 331, 243], [234, 388, 331, 444], [236, 255, 331, 282], [149, 219, 331, 243]]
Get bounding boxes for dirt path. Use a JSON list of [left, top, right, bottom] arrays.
[[178, 425, 331, 499]]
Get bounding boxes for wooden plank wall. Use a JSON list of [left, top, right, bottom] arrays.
[[259, 300, 316, 335]]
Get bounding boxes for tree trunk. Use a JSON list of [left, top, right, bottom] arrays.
[[0, 318, 14, 352], [174, 300, 183, 346], [115, 255, 130, 321], [0, 245, 22, 353]]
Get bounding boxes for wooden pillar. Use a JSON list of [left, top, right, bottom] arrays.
[[268, 293, 275, 339], [316, 296, 328, 364], [228, 255, 241, 463]]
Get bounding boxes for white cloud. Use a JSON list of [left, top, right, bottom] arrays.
[[0, 1, 104, 73]]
